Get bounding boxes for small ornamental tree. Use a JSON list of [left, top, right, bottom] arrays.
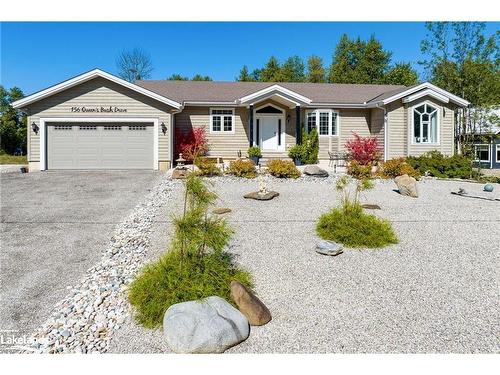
[[345, 133, 380, 165], [175, 127, 209, 161]]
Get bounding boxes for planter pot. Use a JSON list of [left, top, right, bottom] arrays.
[[294, 158, 302, 166], [249, 156, 260, 165]]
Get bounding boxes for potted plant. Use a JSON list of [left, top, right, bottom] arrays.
[[288, 144, 305, 166], [247, 146, 262, 165]]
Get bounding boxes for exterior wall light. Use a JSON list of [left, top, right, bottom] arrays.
[[287, 114, 291, 124], [31, 122, 39, 134], [161, 122, 167, 135]]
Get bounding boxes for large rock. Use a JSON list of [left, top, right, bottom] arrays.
[[243, 191, 279, 200], [303, 165, 329, 177], [230, 281, 271, 326], [394, 174, 418, 198], [315, 240, 343, 256], [163, 296, 249, 353]]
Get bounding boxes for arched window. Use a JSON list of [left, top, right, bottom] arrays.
[[413, 103, 438, 143]]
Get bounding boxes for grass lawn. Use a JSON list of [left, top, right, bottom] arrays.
[[0, 154, 27, 164]]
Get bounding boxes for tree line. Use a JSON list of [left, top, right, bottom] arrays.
[[1, 23, 498, 156]]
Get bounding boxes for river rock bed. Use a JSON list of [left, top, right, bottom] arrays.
[[21, 176, 174, 354]]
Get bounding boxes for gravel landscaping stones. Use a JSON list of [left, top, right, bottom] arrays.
[[109, 176, 499, 353], [18, 176, 173, 354]]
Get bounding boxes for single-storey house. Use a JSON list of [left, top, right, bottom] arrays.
[[473, 132, 500, 169], [13, 69, 470, 171]]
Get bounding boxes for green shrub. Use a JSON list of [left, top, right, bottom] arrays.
[[128, 174, 252, 328], [128, 248, 252, 328], [379, 158, 421, 179], [247, 146, 262, 158], [347, 160, 372, 179], [288, 144, 305, 162], [267, 159, 301, 178], [194, 157, 222, 177], [317, 202, 398, 248], [227, 159, 257, 178], [407, 151, 473, 179], [301, 128, 319, 164]]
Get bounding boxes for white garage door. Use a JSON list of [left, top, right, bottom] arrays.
[[47, 123, 154, 169]]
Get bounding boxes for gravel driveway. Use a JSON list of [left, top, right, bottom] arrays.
[[0, 171, 158, 352], [109, 176, 499, 353]]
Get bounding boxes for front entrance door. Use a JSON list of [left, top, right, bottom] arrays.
[[260, 117, 278, 150]]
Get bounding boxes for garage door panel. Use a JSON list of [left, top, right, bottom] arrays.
[[48, 123, 154, 170]]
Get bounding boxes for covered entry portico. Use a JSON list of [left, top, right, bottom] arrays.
[[240, 84, 313, 153]]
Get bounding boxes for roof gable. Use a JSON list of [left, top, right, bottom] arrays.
[[12, 69, 182, 109]]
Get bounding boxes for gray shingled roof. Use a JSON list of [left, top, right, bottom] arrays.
[[135, 80, 406, 105]]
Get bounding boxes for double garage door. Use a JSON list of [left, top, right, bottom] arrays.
[[47, 123, 154, 169]]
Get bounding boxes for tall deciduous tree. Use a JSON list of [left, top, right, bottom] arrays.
[[260, 56, 282, 82], [281, 56, 306, 82], [328, 34, 392, 84], [420, 22, 500, 154], [306, 55, 327, 83], [116, 48, 154, 82], [383, 63, 419, 86], [0, 86, 26, 154]]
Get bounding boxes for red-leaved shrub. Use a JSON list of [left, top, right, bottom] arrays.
[[175, 127, 209, 161], [345, 133, 380, 165]]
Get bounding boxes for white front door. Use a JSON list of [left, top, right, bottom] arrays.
[[258, 116, 285, 151]]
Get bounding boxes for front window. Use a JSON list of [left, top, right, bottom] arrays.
[[413, 103, 438, 143], [306, 112, 316, 133], [306, 109, 338, 136], [496, 144, 500, 162], [210, 108, 234, 133], [475, 145, 490, 162]]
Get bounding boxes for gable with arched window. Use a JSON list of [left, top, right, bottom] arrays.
[[412, 103, 439, 144]]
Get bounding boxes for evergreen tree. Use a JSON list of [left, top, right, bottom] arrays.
[[236, 66, 255, 81], [167, 74, 189, 81], [260, 56, 282, 82], [306, 55, 327, 83], [0, 86, 26, 154], [281, 55, 306, 82], [191, 74, 212, 81]]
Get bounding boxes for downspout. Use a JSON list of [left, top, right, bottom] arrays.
[[170, 105, 184, 168], [375, 103, 388, 161]]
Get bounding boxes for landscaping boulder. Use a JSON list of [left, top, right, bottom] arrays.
[[163, 296, 249, 353], [394, 174, 418, 198], [315, 240, 343, 256], [230, 281, 271, 326], [303, 165, 329, 177], [244, 191, 279, 200], [171, 168, 191, 179], [212, 207, 232, 215]]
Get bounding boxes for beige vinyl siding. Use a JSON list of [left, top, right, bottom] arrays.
[[406, 96, 455, 157], [175, 106, 249, 159], [26, 77, 174, 164], [386, 100, 407, 159], [369, 108, 385, 156]]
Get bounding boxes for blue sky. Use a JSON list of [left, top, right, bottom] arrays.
[[1, 22, 499, 95]]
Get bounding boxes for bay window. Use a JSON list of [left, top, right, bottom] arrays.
[[306, 109, 338, 136], [210, 108, 234, 133], [413, 103, 439, 143]]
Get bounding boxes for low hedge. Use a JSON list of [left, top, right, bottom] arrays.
[[267, 159, 301, 178], [407, 151, 473, 179], [227, 159, 257, 178]]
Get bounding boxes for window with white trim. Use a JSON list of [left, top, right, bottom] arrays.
[[496, 144, 500, 162], [306, 109, 338, 136], [210, 108, 234, 133], [475, 144, 490, 162], [413, 103, 439, 143]]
